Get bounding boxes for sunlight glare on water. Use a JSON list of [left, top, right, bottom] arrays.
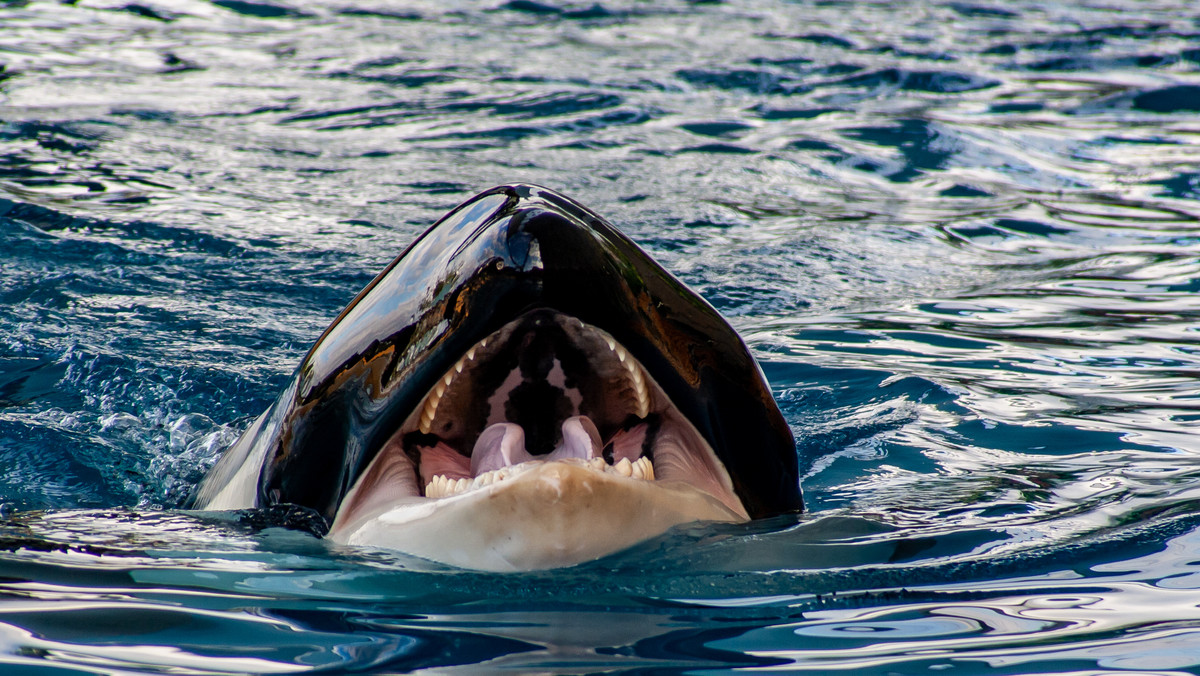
[[2, 0, 1200, 672]]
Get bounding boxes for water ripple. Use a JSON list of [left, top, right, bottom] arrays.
[[3, 0, 1200, 672]]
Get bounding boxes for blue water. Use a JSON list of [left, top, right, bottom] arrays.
[[3, 0, 1200, 672]]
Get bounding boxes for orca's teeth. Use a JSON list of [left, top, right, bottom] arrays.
[[608, 342, 649, 419], [632, 456, 654, 480], [424, 474, 442, 498], [424, 457, 656, 499], [418, 384, 443, 435], [418, 340, 479, 433], [628, 356, 649, 418]]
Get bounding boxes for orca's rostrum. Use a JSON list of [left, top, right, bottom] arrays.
[[193, 184, 803, 570]]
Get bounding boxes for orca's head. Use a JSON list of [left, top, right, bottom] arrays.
[[216, 184, 801, 570]]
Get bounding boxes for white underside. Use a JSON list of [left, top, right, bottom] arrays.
[[327, 460, 744, 572]]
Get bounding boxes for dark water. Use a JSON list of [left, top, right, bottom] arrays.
[[3, 0, 1200, 672]]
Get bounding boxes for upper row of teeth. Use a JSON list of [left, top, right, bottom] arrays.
[[424, 456, 655, 499], [417, 326, 651, 434], [418, 338, 488, 434], [606, 336, 649, 418]]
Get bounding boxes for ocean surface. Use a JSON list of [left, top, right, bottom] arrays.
[[3, 0, 1200, 672]]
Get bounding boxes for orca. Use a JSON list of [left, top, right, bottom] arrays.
[[192, 184, 802, 570]]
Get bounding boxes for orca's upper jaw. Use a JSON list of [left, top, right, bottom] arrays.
[[261, 184, 801, 567]]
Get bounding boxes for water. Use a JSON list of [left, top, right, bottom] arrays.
[[2, 0, 1200, 671]]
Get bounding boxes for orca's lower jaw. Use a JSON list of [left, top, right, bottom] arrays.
[[327, 309, 749, 571]]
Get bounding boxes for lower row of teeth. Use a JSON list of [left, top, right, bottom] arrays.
[[425, 456, 655, 499]]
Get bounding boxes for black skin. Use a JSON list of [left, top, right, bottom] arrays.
[[197, 184, 803, 522]]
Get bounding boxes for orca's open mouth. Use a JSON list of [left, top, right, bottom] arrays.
[[192, 184, 801, 571], [330, 309, 748, 546]]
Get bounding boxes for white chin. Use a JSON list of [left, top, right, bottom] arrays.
[[326, 461, 745, 572]]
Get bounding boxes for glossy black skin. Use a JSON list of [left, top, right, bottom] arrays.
[[203, 184, 803, 522]]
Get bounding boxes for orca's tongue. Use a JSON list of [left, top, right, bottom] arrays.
[[470, 416, 603, 476]]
